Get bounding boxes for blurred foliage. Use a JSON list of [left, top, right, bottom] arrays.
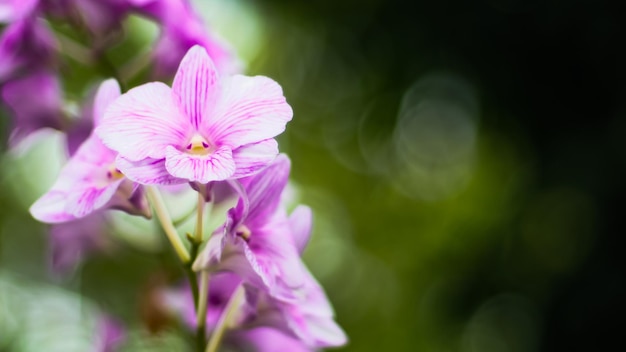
[[2, 0, 626, 351]]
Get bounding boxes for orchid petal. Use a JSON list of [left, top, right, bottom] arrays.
[[172, 45, 219, 129], [30, 191, 76, 223], [230, 138, 279, 179], [239, 328, 310, 352], [289, 205, 313, 255], [65, 180, 124, 218], [92, 78, 121, 126], [115, 156, 186, 185], [164, 145, 236, 183], [205, 75, 293, 148], [96, 82, 189, 161], [240, 154, 290, 227]]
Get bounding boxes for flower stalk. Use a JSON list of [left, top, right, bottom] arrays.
[[196, 271, 210, 350], [205, 284, 245, 352], [145, 186, 191, 263]]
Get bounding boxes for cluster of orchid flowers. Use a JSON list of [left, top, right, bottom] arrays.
[[1, 0, 346, 351]]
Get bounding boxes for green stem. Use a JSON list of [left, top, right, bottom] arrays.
[[205, 285, 245, 352], [196, 271, 210, 351], [145, 186, 191, 263], [195, 193, 205, 243]]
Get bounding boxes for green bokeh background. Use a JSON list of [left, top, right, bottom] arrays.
[[2, 0, 625, 351]]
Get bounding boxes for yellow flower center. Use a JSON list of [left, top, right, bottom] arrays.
[[106, 164, 124, 180], [235, 225, 252, 242], [185, 134, 213, 156]]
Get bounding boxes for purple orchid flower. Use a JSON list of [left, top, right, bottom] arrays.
[[30, 79, 151, 223], [194, 154, 306, 302], [246, 267, 348, 349], [0, 16, 57, 83], [1, 69, 64, 147], [96, 45, 292, 185], [129, 0, 241, 78], [240, 204, 347, 349]]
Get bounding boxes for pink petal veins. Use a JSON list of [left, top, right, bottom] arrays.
[[115, 156, 186, 185], [96, 82, 189, 161], [172, 45, 220, 129], [204, 75, 293, 149], [164, 145, 236, 184], [230, 138, 279, 179]]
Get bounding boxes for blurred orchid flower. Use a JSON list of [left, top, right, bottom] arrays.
[[1, 70, 64, 147], [97, 45, 292, 185], [129, 0, 242, 78], [0, 16, 56, 82], [30, 79, 151, 223]]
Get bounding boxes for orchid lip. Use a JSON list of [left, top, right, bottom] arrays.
[[185, 134, 213, 155]]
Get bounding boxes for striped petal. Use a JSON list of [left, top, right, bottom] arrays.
[[204, 75, 292, 149], [164, 145, 236, 183], [115, 156, 186, 185], [230, 138, 279, 179], [171, 45, 220, 129], [96, 82, 189, 161]]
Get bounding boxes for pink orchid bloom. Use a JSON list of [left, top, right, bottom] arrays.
[[96, 45, 292, 185], [195, 155, 306, 302], [30, 79, 150, 223]]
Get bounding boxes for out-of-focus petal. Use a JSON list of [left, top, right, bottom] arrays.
[[205, 75, 292, 149], [94, 314, 126, 352], [48, 211, 109, 274], [171, 45, 219, 129], [230, 138, 278, 179], [116, 156, 186, 185], [289, 205, 313, 255], [30, 191, 76, 223], [236, 327, 310, 352], [164, 145, 236, 183], [92, 78, 121, 126], [0, 0, 39, 23], [1, 70, 63, 146], [96, 82, 189, 161]]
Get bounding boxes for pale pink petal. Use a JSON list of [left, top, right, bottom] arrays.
[[115, 156, 186, 185], [171, 45, 220, 129], [289, 205, 313, 255], [238, 327, 310, 352], [164, 145, 236, 183], [204, 75, 293, 148], [96, 82, 189, 161], [230, 139, 279, 179], [239, 154, 290, 227], [92, 79, 121, 126], [65, 181, 124, 218], [30, 191, 76, 223]]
